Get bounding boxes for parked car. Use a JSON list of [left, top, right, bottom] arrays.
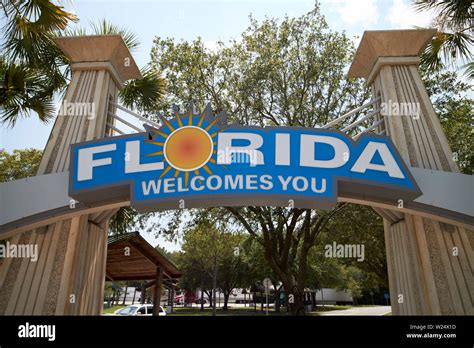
[[114, 304, 167, 316], [194, 299, 207, 304]]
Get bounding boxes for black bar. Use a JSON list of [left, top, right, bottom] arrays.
[[0, 315, 472, 346]]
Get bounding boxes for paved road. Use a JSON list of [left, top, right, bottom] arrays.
[[319, 306, 391, 316]]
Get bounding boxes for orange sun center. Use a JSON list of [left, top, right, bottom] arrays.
[[163, 126, 213, 171]]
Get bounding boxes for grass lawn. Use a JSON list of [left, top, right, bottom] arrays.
[[305, 305, 355, 316], [172, 306, 282, 316], [171, 304, 355, 316], [103, 304, 358, 316], [103, 305, 126, 314]]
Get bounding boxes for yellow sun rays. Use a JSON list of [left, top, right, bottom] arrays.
[[159, 165, 172, 178], [202, 165, 212, 175], [147, 110, 227, 186], [175, 110, 183, 127], [151, 129, 169, 139], [197, 110, 207, 127], [205, 118, 219, 131], [188, 109, 193, 125], [145, 150, 163, 157], [160, 117, 175, 132]]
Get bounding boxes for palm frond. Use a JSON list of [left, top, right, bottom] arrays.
[[413, 0, 473, 30], [1, 0, 77, 63], [462, 62, 474, 80], [420, 31, 473, 72], [119, 66, 165, 114], [90, 18, 140, 51], [0, 58, 56, 126]]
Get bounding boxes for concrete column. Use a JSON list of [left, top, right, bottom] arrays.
[[349, 29, 473, 315], [0, 35, 141, 315]]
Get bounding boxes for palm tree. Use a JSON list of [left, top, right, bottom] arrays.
[[0, 0, 76, 125], [0, 56, 56, 124], [414, 0, 473, 78], [1, 3, 165, 125]]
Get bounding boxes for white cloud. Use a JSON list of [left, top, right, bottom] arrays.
[[386, 0, 435, 28], [329, 0, 379, 26]]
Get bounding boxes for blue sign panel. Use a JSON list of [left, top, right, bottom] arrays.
[[69, 108, 420, 211]]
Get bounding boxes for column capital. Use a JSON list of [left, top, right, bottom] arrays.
[[348, 29, 436, 82], [54, 35, 142, 84]]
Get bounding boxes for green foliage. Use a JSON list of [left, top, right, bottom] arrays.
[[2, 0, 77, 63], [89, 18, 140, 51], [307, 204, 387, 297], [0, 57, 56, 125], [0, 148, 43, 182], [177, 222, 250, 309], [422, 69, 473, 174], [0, 0, 76, 125], [151, 5, 370, 126], [119, 66, 165, 115], [1, 7, 165, 126], [108, 206, 156, 236], [414, 0, 473, 76]]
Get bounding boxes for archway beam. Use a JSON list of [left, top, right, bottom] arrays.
[[1, 167, 472, 239]]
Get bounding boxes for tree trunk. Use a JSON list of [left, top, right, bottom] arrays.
[[200, 289, 204, 311], [212, 261, 218, 316], [282, 278, 305, 316], [274, 285, 282, 312], [206, 291, 213, 307], [223, 291, 230, 311]]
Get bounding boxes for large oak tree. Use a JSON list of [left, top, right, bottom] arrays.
[[150, 5, 370, 315]]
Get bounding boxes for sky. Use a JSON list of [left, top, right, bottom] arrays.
[[0, 0, 435, 250]]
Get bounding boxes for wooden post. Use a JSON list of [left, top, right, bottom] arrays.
[[122, 282, 128, 305], [0, 35, 141, 315], [349, 29, 474, 315], [153, 266, 163, 316], [140, 283, 146, 304], [170, 287, 175, 313]]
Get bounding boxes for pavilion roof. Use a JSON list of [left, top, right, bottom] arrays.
[[106, 232, 181, 281]]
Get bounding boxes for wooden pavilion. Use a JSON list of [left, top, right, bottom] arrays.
[[106, 232, 181, 315]]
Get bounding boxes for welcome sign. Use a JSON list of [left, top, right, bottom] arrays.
[[69, 106, 421, 211]]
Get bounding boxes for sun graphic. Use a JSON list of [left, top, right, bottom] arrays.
[[144, 104, 227, 186]]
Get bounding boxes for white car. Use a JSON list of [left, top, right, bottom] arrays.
[[114, 304, 167, 316]]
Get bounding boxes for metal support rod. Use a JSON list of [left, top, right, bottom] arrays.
[[108, 111, 144, 133], [322, 97, 381, 129], [353, 119, 385, 139], [106, 122, 125, 135], [109, 101, 161, 128], [342, 108, 381, 132]]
